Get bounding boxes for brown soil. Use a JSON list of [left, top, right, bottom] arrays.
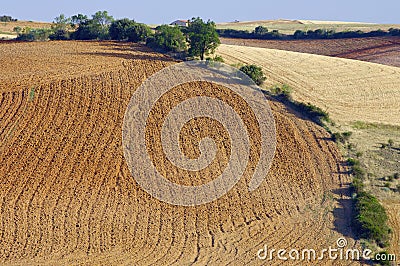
[[0, 41, 356, 265], [220, 37, 400, 67]]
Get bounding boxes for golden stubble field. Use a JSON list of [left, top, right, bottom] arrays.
[[0, 41, 356, 265], [217, 44, 400, 261], [217, 44, 400, 126]]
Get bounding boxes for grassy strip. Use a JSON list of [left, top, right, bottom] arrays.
[[266, 84, 330, 127]]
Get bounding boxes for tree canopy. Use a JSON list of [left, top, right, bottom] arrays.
[[148, 25, 187, 52], [187, 17, 220, 60]]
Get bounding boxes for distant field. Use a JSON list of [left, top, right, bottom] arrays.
[[216, 19, 400, 34], [217, 44, 400, 126], [221, 36, 400, 67], [0, 20, 53, 39]]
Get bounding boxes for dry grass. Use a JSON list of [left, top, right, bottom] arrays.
[[0, 41, 356, 265], [217, 44, 400, 126]]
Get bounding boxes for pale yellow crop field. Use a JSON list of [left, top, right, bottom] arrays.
[[217, 44, 400, 126]]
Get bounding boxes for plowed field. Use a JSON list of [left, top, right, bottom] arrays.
[[0, 41, 355, 265], [221, 37, 400, 67]]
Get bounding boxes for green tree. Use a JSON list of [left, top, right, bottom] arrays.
[[239, 64, 266, 85], [109, 18, 137, 40], [92, 11, 114, 28], [126, 23, 151, 42], [254, 26, 268, 35], [148, 25, 187, 52], [72, 19, 103, 40], [54, 14, 71, 28], [72, 11, 113, 40], [50, 14, 71, 40], [187, 17, 220, 60], [70, 14, 88, 29], [91, 11, 114, 39]]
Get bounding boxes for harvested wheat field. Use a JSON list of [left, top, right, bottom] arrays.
[[220, 37, 400, 67], [217, 44, 400, 126], [0, 41, 356, 265]]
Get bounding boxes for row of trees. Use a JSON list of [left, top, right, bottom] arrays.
[[0, 15, 17, 22], [15, 12, 220, 60], [217, 26, 400, 40], [147, 18, 220, 60]]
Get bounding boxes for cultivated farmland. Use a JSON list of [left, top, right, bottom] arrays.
[[217, 44, 400, 126], [216, 19, 400, 35], [220, 37, 400, 67], [0, 41, 356, 265], [217, 44, 400, 261]]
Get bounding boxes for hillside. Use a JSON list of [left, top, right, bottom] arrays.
[[0, 20, 52, 39], [0, 41, 355, 265], [217, 44, 400, 261]]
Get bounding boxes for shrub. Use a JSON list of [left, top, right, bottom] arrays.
[[352, 164, 365, 178], [394, 173, 399, 180], [296, 102, 330, 122], [239, 64, 266, 85], [373, 251, 394, 265], [49, 29, 70, 40], [271, 84, 292, 97], [387, 139, 394, 147], [347, 158, 359, 166], [354, 192, 391, 247], [332, 131, 352, 143], [206, 55, 224, 62], [147, 25, 187, 52], [16, 28, 52, 41], [351, 177, 364, 194]]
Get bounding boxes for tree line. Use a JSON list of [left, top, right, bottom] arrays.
[[14, 11, 220, 61], [0, 15, 17, 22], [217, 26, 400, 40]]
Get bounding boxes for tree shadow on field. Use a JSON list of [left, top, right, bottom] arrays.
[[265, 94, 359, 242], [331, 187, 358, 240], [263, 94, 329, 128], [78, 41, 176, 62]]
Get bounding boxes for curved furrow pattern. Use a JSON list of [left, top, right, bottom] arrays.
[[0, 41, 355, 265]]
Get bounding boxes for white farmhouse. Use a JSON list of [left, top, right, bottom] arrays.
[[170, 20, 188, 27]]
